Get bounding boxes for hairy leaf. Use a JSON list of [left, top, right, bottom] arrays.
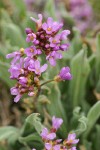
[[69, 49, 90, 107], [0, 126, 19, 141], [84, 101, 100, 137]]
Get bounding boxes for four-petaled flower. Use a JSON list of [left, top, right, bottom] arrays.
[[33, 60, 48, 75], [25, 46, 37, 57], [40, 128, 56, 140], [26, 33, 36, 43], [46, 51, 62, 66], [52, 116, 63, 131], [64, 133, 79, 146], [11, 87, 22, 103], [45, 143, 60, 150], [42, 17, 63, 34]]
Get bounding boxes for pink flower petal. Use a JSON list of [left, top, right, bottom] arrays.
[[40, 64, 48, 72], [14, 94, 21, 103], [49, 57, 56, 66]]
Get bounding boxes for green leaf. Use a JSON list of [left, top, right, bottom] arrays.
[[69, 49, 91, 107], [89, 0, 100, 20], [83, 140, 92, 150], [71, 27, 82, 54], [71, 107, 87, 135], [0, 126, 19, 141], [47, 82, 68, 138], [0, 61, 15, 87], [2, 22, 26, 47], [19, 133, 43, 150], [84, 101, 100, 137], [74, 116, 87, 135], [0, 9, 12, 23], [22, 113, 43, 135], [95, 32, 100, 80], [19, 133, 42, 143], [11, 0, 26, 18], [44, 0, 57, 19], [90, 124, 100, 150]]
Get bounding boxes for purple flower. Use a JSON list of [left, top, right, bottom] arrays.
[[9, 65, 20, 79], [66, 133, 79, 145], [8, 58, 24, 79], [60, 44, 70, 51], [24, 57, 35, 71], [60, 30, 70, 40], [46, 51, 62, 66], [59, 67, 72, 80], [26, 33, 36, 43], [52, 116, 63, 131], [9, 65, 24, 79], [40, 128, 56, 140], [10, 87, 21, 103], [31, 14, 43, 30], [24, 57, 31, 69], [28, 59, 35, 71], [11, 87, 19, 95], [25, 28, 33, 34], [36, 49, 42, 55], [6, 51, 21, 64], [7, 14, 72, 103], [49, 35, 60, 47], [71, 147, 77, 150], [33, 60, 48, 75], [25, 46, 37, 57], [34, 40, 39, 45], [42, 17, 63, 34], [14, 94, 22, 103], [45, 143, 60, 150], [28, 92, 34, 96], [19, 77, 28, 86]]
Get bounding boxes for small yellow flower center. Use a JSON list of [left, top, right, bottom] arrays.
[[69, 139, 73, 143], [36, 69, 40, 73], [30, 36, 34, 41], [30, 48, 34, 52], [53, 39, 56, 43], [47, 27, 52, 31]]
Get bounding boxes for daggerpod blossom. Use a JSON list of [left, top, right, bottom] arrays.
[[6, 14, 72, 102], [28, 14, 70, 66], [32, 116, 79, 150]]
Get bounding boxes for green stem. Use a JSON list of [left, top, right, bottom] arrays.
[[40, 79, 54, 87]]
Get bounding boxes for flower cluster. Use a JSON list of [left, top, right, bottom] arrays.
[[26, 14, 70, 66], [6, 14, 71, 102], [33, 116, 79, 150], [69, 0, 92, 33], [6, 48, 47, 103]]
